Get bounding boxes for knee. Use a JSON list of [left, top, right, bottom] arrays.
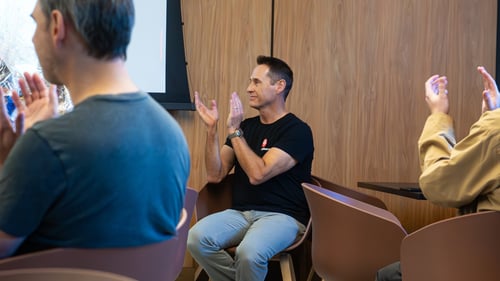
[[187, 227, 203, 256], [235, 246, 267, 267]]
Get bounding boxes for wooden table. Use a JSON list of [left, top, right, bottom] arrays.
[[357, 182, 426, 200]]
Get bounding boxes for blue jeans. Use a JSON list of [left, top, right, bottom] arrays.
[[187, 209, 305, 281]]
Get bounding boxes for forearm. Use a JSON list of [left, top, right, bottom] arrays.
[[418, 113, 456, 171], [204, 126, 225, 183], [231, 137, 294, 185], [231, 137, 265, 184]]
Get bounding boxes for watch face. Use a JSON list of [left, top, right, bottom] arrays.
[[229, 129, 242, 139]]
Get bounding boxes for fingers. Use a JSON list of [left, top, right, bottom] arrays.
[[477, 66, 496, 91], [437, 76, 448, 95], [18, 77, 32, 105], [0, 88, 11, 121], [229, 93, 238, 115], [210, 99, 217, 110], [15, 112, 25, 136], [194, 91, 200, 103], [425, 75, 439, 90], [32, 73, 48, 99], [230, 92, 243, 113], [194, 91, 207, 111], [11, 90, 26, 113], [425, 75, 446, 98], [425, 75, 439, 97], [22, 72, 48, 103]]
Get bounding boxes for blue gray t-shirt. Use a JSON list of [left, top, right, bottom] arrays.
[[0, 92, 190, 255]]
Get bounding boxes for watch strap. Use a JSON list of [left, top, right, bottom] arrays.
[[228, 129, 243, 139]]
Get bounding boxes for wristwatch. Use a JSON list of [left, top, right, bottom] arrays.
[[228, 129, 243, 140]]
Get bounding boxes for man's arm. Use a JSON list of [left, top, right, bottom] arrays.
[[225, 92, 297, 185], [0, 230, 24, 258], [230, 136, 297, 185], [0, 72, 58, 168], [418, 70, 500, 208], [418, 111, 500, 208], [205, 127, 234, 183], [195, 92, 234, 183], [477, 66, 500, 113]]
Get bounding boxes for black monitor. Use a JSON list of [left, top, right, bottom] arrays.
[[127, 0, 194, 110]]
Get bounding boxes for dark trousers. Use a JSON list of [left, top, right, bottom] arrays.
[[375, 261, 402, 281]]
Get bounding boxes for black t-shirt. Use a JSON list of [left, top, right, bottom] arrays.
[[225, 113, 314, 225]]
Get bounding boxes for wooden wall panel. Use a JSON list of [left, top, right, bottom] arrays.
[[176, 0, 272, 269], [273, 0, 497, 232], [177, 0, 496, 276], [175, 0, 272, 191]]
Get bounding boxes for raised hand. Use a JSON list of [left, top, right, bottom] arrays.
[[227, 92, 243, 131], [424, 75, 449, 114], [13, 72, 58, 132], [194, 91, 219, 129], [0, 87, 22, 167], [477, 66, 500, 113]]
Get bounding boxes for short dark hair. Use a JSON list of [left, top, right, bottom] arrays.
[[256, 55, 294, 100], [39, 0, 135, 60]]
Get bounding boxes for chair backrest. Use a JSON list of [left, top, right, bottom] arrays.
[[302, 182, 407, 281], [311, 175, 387, 209], [196, 174, 321, 221], [0, 189, 199, 281], [401, 211, 500, 281], [195, 174, 320, 281], [173, 187, 198, 278], [0, 268, 138, 281], [195, 174, 234, 221]]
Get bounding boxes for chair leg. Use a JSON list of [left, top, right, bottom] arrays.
[[194, 265, 209, 281], [306, 267, 315, 281], [279, 253, 296, 281]]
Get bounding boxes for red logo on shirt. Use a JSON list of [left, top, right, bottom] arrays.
[[261, 138, 269, 151]]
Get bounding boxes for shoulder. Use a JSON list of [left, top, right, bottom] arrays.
[[283, 113, 313, 134], [477, 109, 500, 130], [469, 109, 500, 139]]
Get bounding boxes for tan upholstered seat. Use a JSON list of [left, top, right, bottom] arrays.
[[0, 268, 138, 281], [0, 187, 198, 281], [194, 174, 320, 281], [302, 182, 407, 281], [401, 210, 500, 281]]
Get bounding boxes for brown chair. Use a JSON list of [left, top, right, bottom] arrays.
[[302, 182, 407, 281], [0, 188, 198, 281], [173, 187, 199, 279], [194, 174, 320, 281], [401, 210, 500, 281], [311, 175, 387, 210], [0, 268, 138, 281]]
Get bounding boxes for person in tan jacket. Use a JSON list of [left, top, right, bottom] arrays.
[[376, 66, 500, 281]]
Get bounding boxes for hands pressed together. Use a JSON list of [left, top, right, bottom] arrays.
[[194, 91, 244, 133], [425, 66, 500, 114], [0, 72, 58, 166], [477, 66, 500, 113]]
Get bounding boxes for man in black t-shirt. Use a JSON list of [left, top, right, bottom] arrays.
[[188, 56, 314, 281]]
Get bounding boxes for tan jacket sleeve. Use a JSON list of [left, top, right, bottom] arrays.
[[418, 110, 500, 209]]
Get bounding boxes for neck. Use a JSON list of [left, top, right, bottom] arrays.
[[258, 102, 288, 124], [62, 57, 139, 105]]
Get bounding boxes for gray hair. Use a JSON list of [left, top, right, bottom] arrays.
[[39, 0, 135, 60]]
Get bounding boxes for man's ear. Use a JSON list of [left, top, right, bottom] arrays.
[[275, 79, 286, 94], [50, 10, 66, 47]]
